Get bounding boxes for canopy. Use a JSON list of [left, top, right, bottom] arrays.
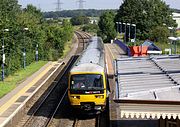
[[142, 40, 161, 51]]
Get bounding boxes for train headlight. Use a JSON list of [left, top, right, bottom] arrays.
[[94, 106, 102, 110], [95, 95, 104, 99], [71, 96, 80, 99]]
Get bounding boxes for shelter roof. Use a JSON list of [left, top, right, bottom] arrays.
[[114, 55, 180, 119]]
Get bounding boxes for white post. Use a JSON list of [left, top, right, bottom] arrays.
[[132, 24, 136, 43], [2, 29, 9, 81], [127, 23, 130, 43], [123, 23, 126, 43], [23, 27, 29, 68]]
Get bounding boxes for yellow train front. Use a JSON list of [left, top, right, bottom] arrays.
[[68, 36, 108, 112]]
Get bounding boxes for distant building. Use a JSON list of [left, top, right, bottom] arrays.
[[173, 12, 180, 29], [90, 19, 98, 24], [45, 18, 54, 20]]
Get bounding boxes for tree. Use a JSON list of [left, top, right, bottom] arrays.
[[115, 0, 177, 40], [98, 11, 116, 42], [0, 0, 21, 29], [0, 0, 22, 74], [62, 19, 73, 42], [43, 20, 73, 61], [81, 24, 99, 34], [15, 4, 45, 66], [43, 9, 118, 18], [70, 16, 90, 25], [0, 1, 74, 77], [149, 26, 170, 43]]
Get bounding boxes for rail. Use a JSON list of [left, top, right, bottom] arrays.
[[75, 31, 91, 50], [23, 56, 78, 127]]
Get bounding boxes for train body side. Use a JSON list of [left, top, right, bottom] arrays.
[[68, 36, 108, 111]]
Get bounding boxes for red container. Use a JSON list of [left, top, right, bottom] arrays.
[[129, 46, 148, 57], [140, 46, 148, 56], [133, 46, 140, 57], [129, 46, 135, 56], [129, 46, 140, 57]]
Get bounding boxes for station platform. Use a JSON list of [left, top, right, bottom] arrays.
[[0, 41, 124, 127], [108, 41, 180, 127], [0, 61, 63, 127], [0, 35, 79, 127]]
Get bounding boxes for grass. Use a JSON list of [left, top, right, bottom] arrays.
[[61, 40, 72, 59], [177, 31, 180, 36], [155, 42, 171, 54], [0, 61, 47, 98], [153, 31, 180, 54], [0, 39, 73, 98], [73, 26, 82, 31], [146, 42, 180, 54]]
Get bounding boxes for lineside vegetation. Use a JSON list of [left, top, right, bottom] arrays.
[[0, 0, 73, 78], [0, 61, 47, 98], [97, 0, 177, 43]]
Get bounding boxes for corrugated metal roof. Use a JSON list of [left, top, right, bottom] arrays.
[[114, 55, 180, 120], [152, 56, 180, 85], [115, 56, 180, 101]]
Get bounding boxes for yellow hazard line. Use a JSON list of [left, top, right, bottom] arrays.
[[0, 63, 54, 115]]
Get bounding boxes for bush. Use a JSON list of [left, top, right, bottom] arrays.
[[70, 16, 90, 25], [149, 26, 170, 43], [0, 2, 73, 79], [81, 24, 99, 34]]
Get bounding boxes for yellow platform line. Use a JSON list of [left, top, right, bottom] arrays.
[[0, 63, 54, 115]]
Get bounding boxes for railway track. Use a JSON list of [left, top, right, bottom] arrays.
[[20, 55, 78, 127], [37, 32, 110, 127], [74, 31, 91, 53], [73, 117, 97, 127], [15, 31, 94, 127], [72, 108, 109, 127], [15, 31, 111, 127]]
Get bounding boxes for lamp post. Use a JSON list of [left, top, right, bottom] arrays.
[[168, 27, 173, 35], [116, 22, 118, 32], [168, 27, 174, 54], [168, 37, 177, 55], [123, 23, 126, 43], [119, 22, 122, 37], [23, 27, 28, 68], [132, 24, 136, 44], [116, 22, 119, 36], [36, 44, 38, 62], [2, 29, 9, 81], [177, 37, 180, 54], [127, 23, 130, 43], [118, 22, 122, 33]]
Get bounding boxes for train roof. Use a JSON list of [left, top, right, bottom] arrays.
[[70, 36, 105, 73], [87, 37, 104, 50], [76, 36, 104, 67], [70, 63, 104, 73]]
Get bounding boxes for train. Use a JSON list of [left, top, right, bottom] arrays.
[[68, 36, 109, 112]]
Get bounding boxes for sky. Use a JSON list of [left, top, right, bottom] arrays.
[[18, 0, 180, 12]]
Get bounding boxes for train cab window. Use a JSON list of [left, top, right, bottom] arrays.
[[70, 74, 104, 90]]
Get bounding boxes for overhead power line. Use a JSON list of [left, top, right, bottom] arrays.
[[77, 0, 86, 9], [56, 0, 63, 11]]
